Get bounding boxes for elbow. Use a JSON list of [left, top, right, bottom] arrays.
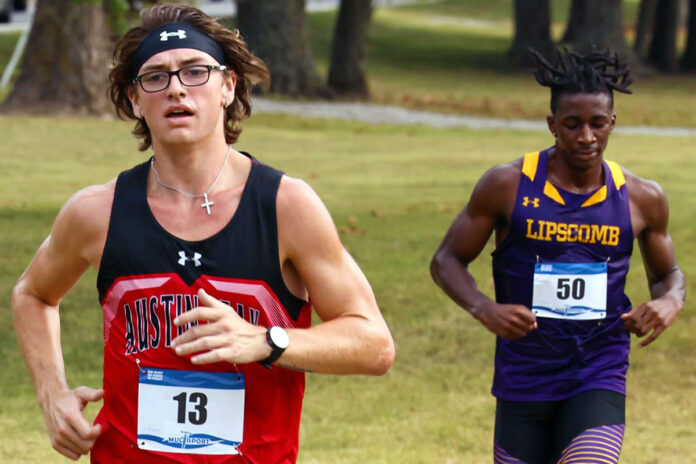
[[11, 277, 54, 322], [366, 331, 395, 376], [10, 280, 25, 321], [430, 252, 444, 286]]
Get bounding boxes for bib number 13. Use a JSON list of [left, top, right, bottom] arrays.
[[556, 278, 585, 300], [137, 369, 245, 454], [172, 392, 208, 425]]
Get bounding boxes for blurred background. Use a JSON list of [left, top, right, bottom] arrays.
[[1, 1, 695, 463], [3, 0, 696, 117]]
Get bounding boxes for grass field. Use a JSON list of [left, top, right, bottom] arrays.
[[1, 114, 695, 463], [1, 0, 695, 462]]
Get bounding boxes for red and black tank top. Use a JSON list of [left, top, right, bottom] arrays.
[[92, 154, 311, 463]]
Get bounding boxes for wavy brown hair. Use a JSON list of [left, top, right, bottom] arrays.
[[108, 3, 270, 151]]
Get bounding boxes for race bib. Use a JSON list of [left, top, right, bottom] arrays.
[[137, 368, 245, 455], [532, 262, 607, 320]]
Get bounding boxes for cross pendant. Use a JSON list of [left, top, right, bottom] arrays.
[[201, 193, 214, 215]]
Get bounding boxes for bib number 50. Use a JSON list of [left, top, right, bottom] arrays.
[[556, 278, 586, 300]]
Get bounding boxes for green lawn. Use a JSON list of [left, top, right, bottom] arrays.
[[1, 114, 694, 463]]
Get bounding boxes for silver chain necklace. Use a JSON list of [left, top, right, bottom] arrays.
[[150, 145, 232, 215]]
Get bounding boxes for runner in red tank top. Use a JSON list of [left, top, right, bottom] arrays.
[[11, 5, 394, 463]]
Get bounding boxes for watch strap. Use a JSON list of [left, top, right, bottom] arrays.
[[259, 327, 287, 368]]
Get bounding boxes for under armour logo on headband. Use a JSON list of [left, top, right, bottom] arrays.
[[160, 30, 187, 41], [131, 22, 227, 79]]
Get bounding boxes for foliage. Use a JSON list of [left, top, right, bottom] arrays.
[[71, 0, 130, 34], [105, 0, 131, 35], [0, 31, 20, 101]]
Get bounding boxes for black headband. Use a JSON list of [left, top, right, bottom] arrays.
[[130, 22, 226, 80]]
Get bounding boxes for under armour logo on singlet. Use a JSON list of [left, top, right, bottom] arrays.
[[523, 196, 540, 208], [178, 251, 202, 267], [160, 30, 187, 41]]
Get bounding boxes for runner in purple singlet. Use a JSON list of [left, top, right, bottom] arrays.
[[430, 49, 685, 464]]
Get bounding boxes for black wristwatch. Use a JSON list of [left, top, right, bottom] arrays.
[[260, 326, 289, 369]]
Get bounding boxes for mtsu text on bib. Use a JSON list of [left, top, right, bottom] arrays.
[[137, 368, 245, 455]]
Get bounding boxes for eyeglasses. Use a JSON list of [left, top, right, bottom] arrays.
[[133, 64, 227, 93]]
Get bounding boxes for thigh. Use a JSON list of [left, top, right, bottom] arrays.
[[551, 389, 626, 463], [495, 399, 555, 464]]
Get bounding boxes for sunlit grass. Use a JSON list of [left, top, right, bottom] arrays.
[[1, 114, 694, 462]]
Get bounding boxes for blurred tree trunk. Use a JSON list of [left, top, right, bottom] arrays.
[[648, 0, 680, 71], [510, 0, 553, 65], [1, 0, 113, 115], [236, 0, 324, 96], [634, 0, 657, 59], [562, 0, 586, 43], [568, 0, 633, 57], [681, 0, 696, 69], [327, 0, 372, 98]]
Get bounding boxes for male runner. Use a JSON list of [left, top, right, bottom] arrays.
[[12, 4, 394, 463], [430, 49, 685, 463]]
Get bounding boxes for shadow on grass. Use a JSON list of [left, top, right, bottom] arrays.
[[308, 8, 524, 81]]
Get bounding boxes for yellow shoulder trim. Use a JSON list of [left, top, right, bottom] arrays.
[[543, 181, 566, 205], [522, 151, 540, 181], [606, 160, 626, 190], [580, 185, 607, 208]]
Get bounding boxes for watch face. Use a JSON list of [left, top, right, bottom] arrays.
[[269, 326, 290, 350]]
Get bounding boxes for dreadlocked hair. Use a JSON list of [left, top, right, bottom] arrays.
[[530, 48, 633, 113]]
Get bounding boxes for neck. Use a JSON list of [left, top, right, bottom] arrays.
[[547, 147, 605, 193], [150, 137, 231, 194]]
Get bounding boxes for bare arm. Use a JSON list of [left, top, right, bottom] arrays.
[[172, 177, 395, 375], [430, 162, 537, 339], [272, 178, 394, 374], [11, 184, 111, 460], [621, 175, 685, 347]]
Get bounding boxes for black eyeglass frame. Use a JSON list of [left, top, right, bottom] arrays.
[[132, 64, 228, 93]]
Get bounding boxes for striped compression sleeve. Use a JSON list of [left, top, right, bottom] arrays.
[[557, 424, 624, 464], [494, 439, 526, 464]]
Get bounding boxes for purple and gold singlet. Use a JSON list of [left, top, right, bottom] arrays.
[[491, 148, 633, 401]]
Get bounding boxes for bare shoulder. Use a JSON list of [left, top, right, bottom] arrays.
[[53, 180, 116, 265], [476, 159, 522, 193], [467, 158, 522, 217], [276, 175, 341, 259], [623, 168, 667, 205], [277, 175, 320, 208], [59, 180, 116, 229], [276, 175, 330, 224], [623, 167, 669, 230], [19, 180, 117, 300]]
